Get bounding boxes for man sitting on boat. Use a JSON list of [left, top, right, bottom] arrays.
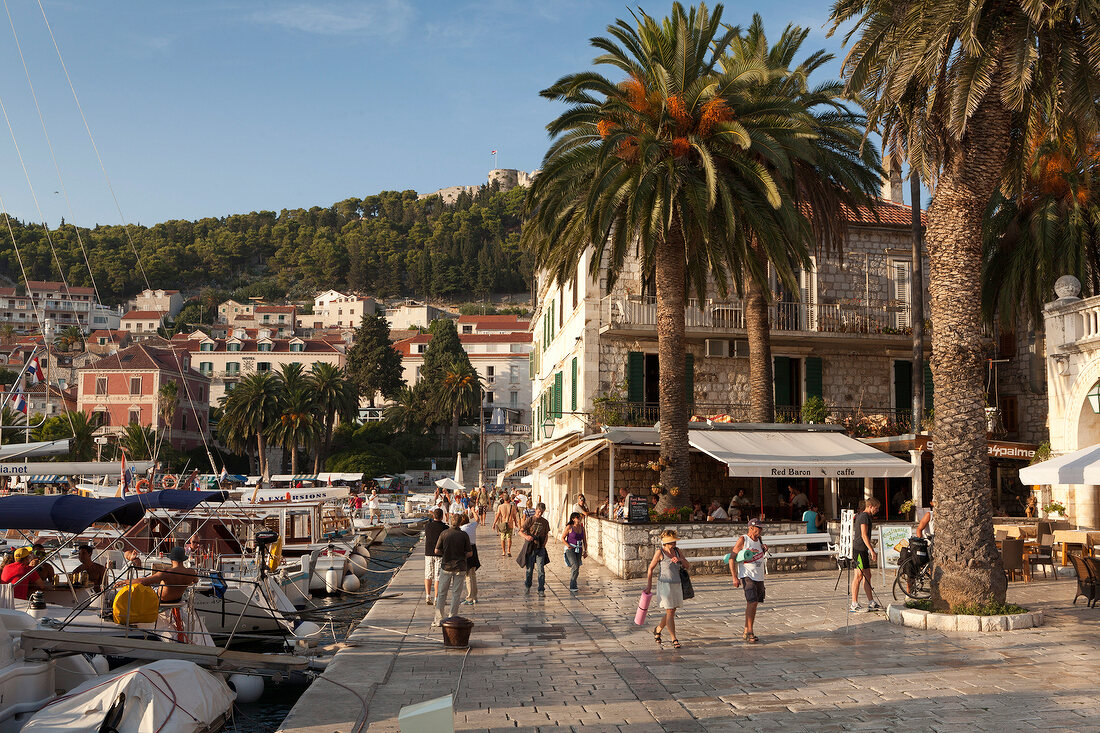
[[1, 546, 50, 600], [118, 547, 197, 603], [75, 544, 107, 592]]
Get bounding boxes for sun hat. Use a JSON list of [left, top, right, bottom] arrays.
[[14, 547, 32, 561], [659, 529, 679, 543], [747, 518, 762, 528]]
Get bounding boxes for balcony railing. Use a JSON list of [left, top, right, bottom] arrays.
[[592, 401, 922, 437], [600, 296, 913, 336]]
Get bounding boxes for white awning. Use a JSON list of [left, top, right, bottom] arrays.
[[688, 429, 915, 479], [495, 432, 579, 487], [543, 439, 608, 478], [1019, 443, 1100, 485]]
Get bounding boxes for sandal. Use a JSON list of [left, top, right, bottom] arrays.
[[671, 639, 682, 648], [742, 628, 750, 640], [745, 632, 758, 643], [653, 626, 662, 644]]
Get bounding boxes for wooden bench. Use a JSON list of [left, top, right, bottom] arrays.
[[676, 532, 835, 563]]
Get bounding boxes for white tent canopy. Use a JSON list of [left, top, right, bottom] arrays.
[[688, 427, 916, 478], [1019, 443, 1100, 485]]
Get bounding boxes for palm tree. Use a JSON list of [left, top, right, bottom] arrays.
[[0, 406, 26, 445], [430, 358, 482, 451], [218, 372, 284, 478], [983, 132, 1100, 326], [157, 380, 180, 456], [267, 386, 318, 474], [831, 0, 1100, 608], [384, 384, 429, 435], [62, 411, 97, 460], [0, 323, 15, 346], [309, 362, 359, 472], [525, 2, 797, 504], [119, 423, 156, 461], [722, 17, 882, 422], [52, 325, 84, 352]]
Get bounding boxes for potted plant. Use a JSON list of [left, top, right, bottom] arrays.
[[1042, 501, 1067, 520], [801, 396, 828, 424]]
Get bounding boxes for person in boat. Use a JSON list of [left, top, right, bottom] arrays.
[[1, 547, 50, 600], [123, 549, 144, 570], [126, 547, 197, 603], [75, 544, 107, 592], [30, 544, 57, 585]]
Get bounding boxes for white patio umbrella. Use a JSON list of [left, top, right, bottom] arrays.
[[453, 451, 465, 488]]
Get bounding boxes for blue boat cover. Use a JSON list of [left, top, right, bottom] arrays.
[[0, 495, 146, 533], [128, 489, 230, 511]]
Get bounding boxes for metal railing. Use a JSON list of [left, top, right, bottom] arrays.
[[601, 295, 913, 336], [592, 400, 923, 437]]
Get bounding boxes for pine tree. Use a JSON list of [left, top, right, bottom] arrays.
[[419, 319, 468, 387], [346, 313, 405, 407]]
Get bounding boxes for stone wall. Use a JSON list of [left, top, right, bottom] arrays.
[[584, 517, 824, 579]]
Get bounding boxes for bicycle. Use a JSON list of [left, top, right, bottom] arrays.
[[892, 536, 933, 601]]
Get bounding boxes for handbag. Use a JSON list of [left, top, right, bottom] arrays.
[[678, 563, 695, 600]]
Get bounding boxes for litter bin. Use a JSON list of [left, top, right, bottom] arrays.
[[440, 616, 474, 648]]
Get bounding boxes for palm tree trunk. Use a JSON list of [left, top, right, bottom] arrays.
[[745, 245, 774, 423], [655, 219, 689, 511], [257, 434, 269, 478], [290, 440, 298, 475], [315, 407, 336, 473], [926, 93, 1012, 610]]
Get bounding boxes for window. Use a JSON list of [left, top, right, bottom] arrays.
[[95, 377, 107, 395], [129, 408, 141, 425], [258, 362, 271, 372], [487, 442, 507, 470], [199, 362, 213, 375], [510, 364, 520, 382], [227, 362, 240, 375], [95, 409, 110, 427], [262, 314, 270, 322], [572, 272, 578, 310], [290, 343, 304, 352], [225, 381, 237, 392], [278, 315, 285, 322], [1001, 395, 1019, 435], [486, 391, 494, 404], [416, 344, 427, 354], [130, 377, 142, 395], [998, 329, 1016, 359], [182, 413, 188, 431], [227, 342, 241, 352], [258, 343, 272, 352], [462, 325, 473, 334], [510, 391, 518, 406], [487, 365, 495, 378]]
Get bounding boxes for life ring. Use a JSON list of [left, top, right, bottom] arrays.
[[135, 479, 152, 493], [161, 474, 178, 489]]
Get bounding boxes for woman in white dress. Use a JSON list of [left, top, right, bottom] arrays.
[[644, 529, 691, 648]]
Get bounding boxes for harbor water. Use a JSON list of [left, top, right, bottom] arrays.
[[225, 532, 418, 733]]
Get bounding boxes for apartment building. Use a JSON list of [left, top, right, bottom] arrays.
[[172, 328, 346, 405], [383, 300, 454, 331], [0, 280, 120, 334], [215, 301, 297, 337], [76, 344, 210, 450], [120, 310, 168, 341], [300, 290, 379, 331], [128, 288, 183, 318]]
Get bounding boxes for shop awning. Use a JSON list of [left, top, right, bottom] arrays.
[[496, 432, 579, 487], [543, 439, 608, 478], [1018, 443, 1100, 485], [688, 428, 916, 479]]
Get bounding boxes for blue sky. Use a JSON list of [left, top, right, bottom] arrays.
[[0, 0, 859, 228]]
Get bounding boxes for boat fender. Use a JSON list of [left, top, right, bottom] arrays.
[[347, 553, 369, 577], [227, 673, 264, 704], [324, 567, 340, 594], [294, 621, 323, 647], [342, 574, 361, 593]]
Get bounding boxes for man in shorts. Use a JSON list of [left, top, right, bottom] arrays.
[[850, 497, 883, 612], [729, 518, 767, 643], [423, 509, 446, 605]]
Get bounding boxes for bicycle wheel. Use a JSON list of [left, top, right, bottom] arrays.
[[893, 558, 933, 600], [908, 561, 933, 599], [892, 559, 914, 600]]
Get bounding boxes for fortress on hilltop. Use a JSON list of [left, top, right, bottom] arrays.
[[419, 168, 539, 204]]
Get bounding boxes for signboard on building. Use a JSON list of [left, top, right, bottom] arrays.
[[627, 494, 649, 523]]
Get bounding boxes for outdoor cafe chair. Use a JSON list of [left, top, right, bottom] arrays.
[[1001, 538, 1027, 583], [1028, 534, 1057, 580], [1069, 554, 1097, 608]]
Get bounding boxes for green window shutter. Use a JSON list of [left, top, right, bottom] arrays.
[[894, 360, 912, 412], [684, 353, 695, 406], [774, 356, 791, 407], [805, 356, 823, 399], [627, 351, 645, 403], [924, 363, 934, 411], [571, 357, 578, 412], [553, 371, 563, 417], [529, 351, 535, 379]]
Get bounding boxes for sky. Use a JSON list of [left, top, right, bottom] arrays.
[[0, 0, 866, 228]]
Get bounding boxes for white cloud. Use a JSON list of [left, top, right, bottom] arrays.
[[252, 1, 415, 38]]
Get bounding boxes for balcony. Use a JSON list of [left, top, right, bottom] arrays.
[[600, 296, 913, 337], [592, 401, 921, 437]]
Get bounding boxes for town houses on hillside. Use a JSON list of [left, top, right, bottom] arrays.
[[171, 329, 346, 405], [128, 288, 184, 318], [0, 280, 122, 334], [299, 290, 380, 331], [76, 343, 210, 451]]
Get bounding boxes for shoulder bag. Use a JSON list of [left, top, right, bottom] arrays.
[[676, 550, 694, 599]]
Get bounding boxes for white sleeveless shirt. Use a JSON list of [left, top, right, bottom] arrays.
[[738, 534, 765, 581]]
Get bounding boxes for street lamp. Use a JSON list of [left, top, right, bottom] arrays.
[[505, 443, 516, 458], [542, 418, 556, 440], [1088, 381, 1100, 413]]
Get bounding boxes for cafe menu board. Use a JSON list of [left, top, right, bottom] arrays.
[[627, 494, 650, 523]]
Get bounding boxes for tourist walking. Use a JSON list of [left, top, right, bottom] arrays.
[[493, 497, 518, 556], [645, 529, 690, 648], [423, 508, 446, 605], [729, 518, 768, 643], [560, 512, 586, 592], [460, 511, 481, 604], [433, 516, 472, 627], [849, 497, 882, 612], [368, 490, 382, 524], [517, 502, 551, 594]]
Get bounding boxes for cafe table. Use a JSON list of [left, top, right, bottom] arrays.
[[1050, 529, 1100, 565]]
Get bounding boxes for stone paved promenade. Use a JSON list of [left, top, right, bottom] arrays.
[[278, 537, 1099, 733]]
